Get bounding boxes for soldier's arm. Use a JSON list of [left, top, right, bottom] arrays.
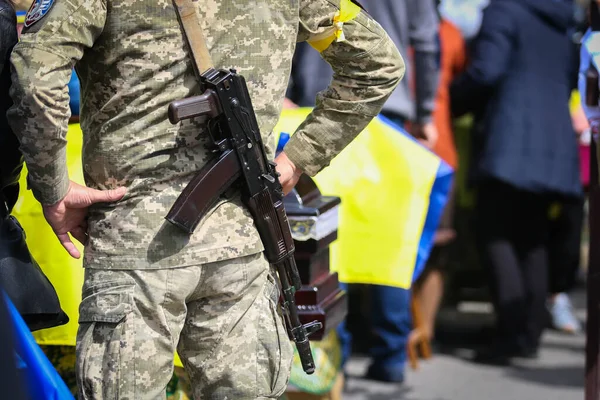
[[6, 0, 107, 205], [284, 0, 405, 176]]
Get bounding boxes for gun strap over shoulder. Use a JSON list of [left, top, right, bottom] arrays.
[[172, 0, 214, 77]]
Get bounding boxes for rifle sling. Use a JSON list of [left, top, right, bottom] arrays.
[[172, 0, 214, 77]]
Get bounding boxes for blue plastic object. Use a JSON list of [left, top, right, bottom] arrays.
[[4, 292, 74, 400], [276, 132, 290, 155], [67, 70, 81, 117]]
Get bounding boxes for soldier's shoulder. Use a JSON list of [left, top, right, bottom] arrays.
[[21, 0, 102, 35]]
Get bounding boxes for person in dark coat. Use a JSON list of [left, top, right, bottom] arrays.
[[0, 4, 28, 398], [450, 0, 582, 363], [0, 0, 22, 214]]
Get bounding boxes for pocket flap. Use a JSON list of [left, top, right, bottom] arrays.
[[78, 280, 135, 324]]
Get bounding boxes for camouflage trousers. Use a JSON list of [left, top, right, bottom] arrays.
[[76, 252, 293, 400]]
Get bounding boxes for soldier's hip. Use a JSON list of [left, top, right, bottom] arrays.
[[75, 252, 293, 399]]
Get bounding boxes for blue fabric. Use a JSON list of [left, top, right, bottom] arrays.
[[336, 283, 411, 372], [368, 285, 411, 369], [450, 0, 581, 197], [3, 292, 74, 400], [414, 161, 454, 282], [68, 70, 80, 117]]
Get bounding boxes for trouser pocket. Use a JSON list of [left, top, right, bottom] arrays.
[[76, 278, 136, 400]]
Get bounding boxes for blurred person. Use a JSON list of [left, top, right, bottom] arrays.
[[0, 1, 26, 398], [287, 0, 439, 384], [543, 3, 589, 333], [544, 92, 587, 335], [288, 0, 439, 148], [411, 0, 489, 348], [547, 196, 585, 334], [0, 0, 21, 212], [451, 0, 582, 363]]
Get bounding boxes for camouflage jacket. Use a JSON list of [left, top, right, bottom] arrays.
[[7, 0, 404, 269]]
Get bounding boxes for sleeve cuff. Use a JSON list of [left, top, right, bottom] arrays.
[[27, 154, 70, 206], [282, 133, 324, 177]]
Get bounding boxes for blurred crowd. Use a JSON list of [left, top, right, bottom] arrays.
[[284, 0, 590, 386]]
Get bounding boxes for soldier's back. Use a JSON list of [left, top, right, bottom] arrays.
[[78, 0, 299, 270]]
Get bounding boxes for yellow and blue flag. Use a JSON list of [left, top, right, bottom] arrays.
[[275, 108, 453, 288]]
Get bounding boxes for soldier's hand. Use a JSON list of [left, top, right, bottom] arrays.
[[274, 151, 303, 195], [42, 181, 127, 259], [412, 122, 439, 149]]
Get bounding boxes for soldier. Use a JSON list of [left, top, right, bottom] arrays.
[[7, 0, 404, 398]]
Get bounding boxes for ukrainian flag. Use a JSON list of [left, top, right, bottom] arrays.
[[275, 108, 454, 288]]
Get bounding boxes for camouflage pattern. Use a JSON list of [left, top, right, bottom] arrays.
[[40, 345, 193, 398], [76, 252, 293, 399], [7, 0, 404, 270]]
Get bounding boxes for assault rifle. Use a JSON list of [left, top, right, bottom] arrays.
[[165, 67, 322, 374]]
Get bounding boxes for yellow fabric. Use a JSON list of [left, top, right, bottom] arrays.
[[570, 90, 581, 113], [308, 0, 361, 52], [275, 108, 441, 288]]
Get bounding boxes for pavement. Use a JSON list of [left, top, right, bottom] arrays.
[[340, 290, 587, 400]]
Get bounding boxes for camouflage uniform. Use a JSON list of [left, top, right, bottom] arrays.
[[7, 0, 404, 398]]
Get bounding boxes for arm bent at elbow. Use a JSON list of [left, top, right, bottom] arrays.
[[286, 1, 405, 176]]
